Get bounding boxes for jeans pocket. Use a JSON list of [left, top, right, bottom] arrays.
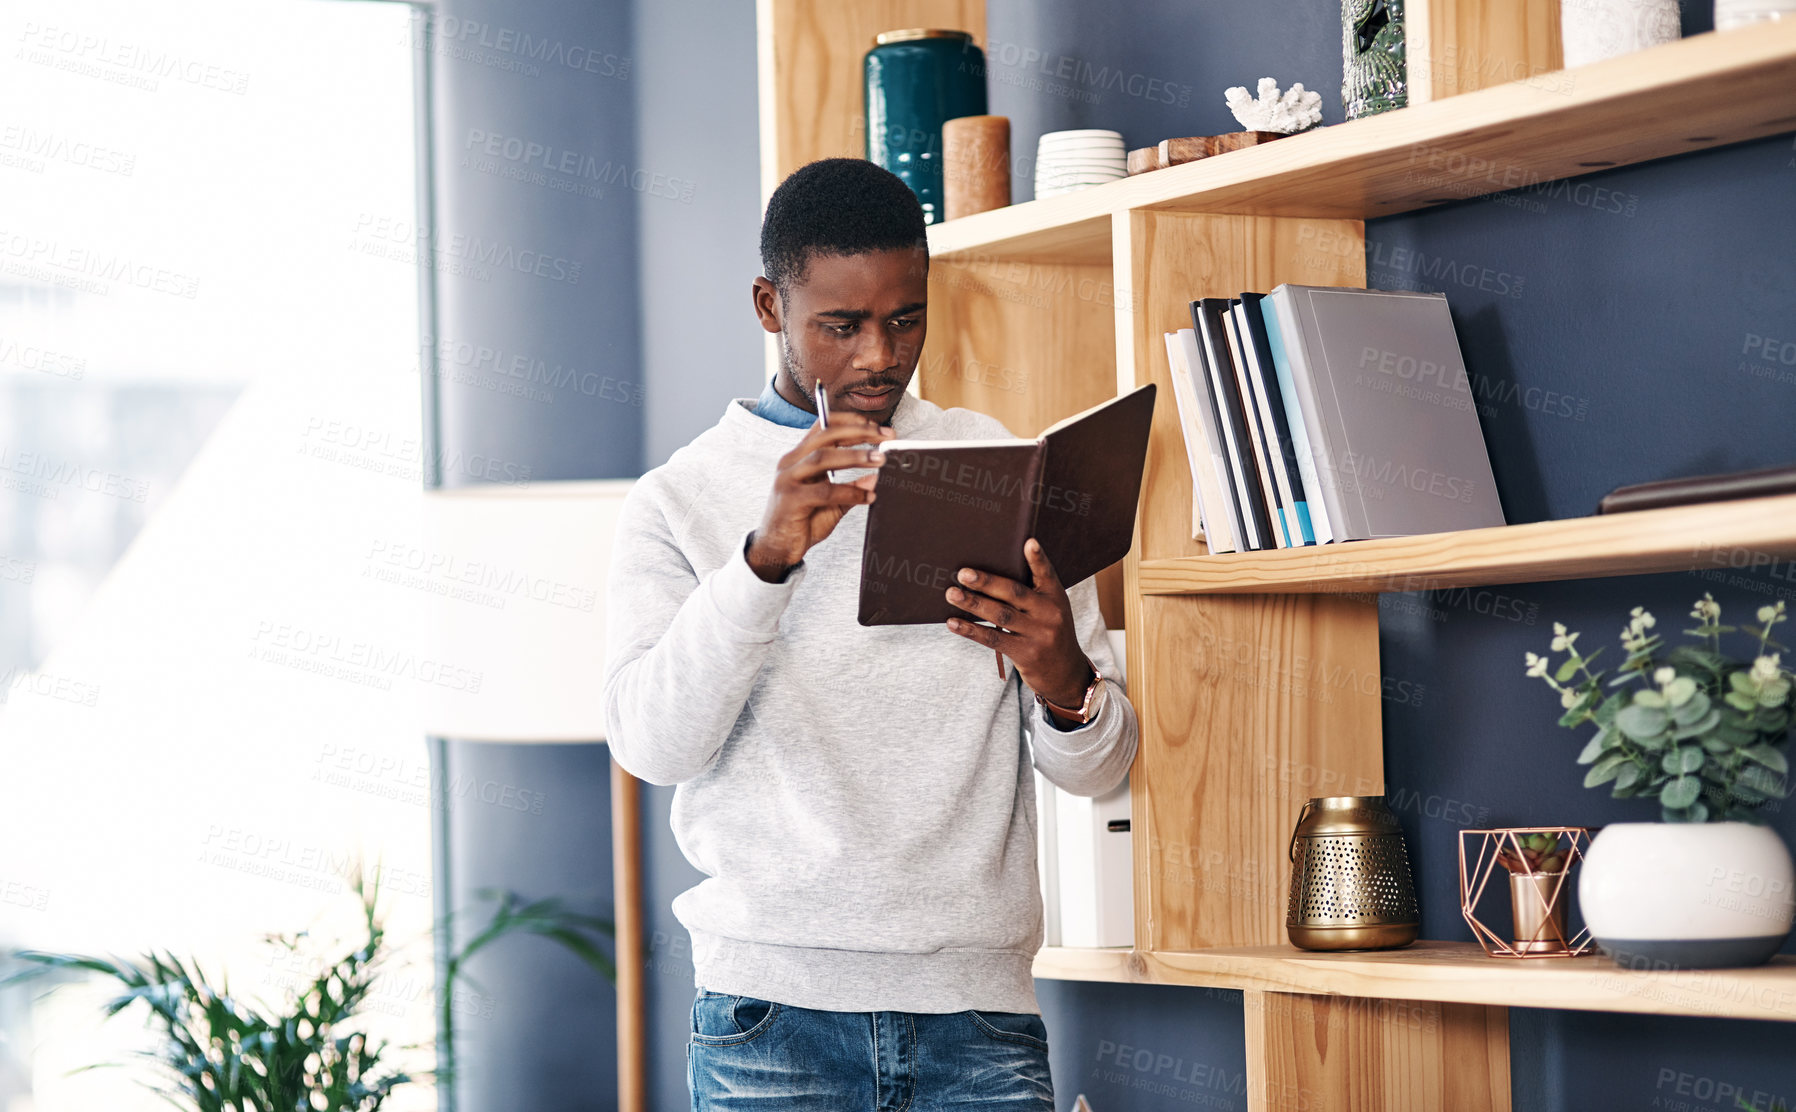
[[691, 991, 781, 1046], [967, 1009, 1050, 1051]]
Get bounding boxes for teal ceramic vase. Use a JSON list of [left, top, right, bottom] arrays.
[[864, 29, 988, 225]]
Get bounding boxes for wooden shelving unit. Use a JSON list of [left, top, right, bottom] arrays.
[[927, 22, 1796, 262], [1036, 944, 1796, 1022], [758, 3, 1796, 1108], [1138, 493, 1796, 596]]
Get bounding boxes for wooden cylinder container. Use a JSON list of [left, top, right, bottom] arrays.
[[942, 114, 1011, 220]]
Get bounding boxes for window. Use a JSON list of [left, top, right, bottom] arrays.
[[0, 2, 435, 1108]]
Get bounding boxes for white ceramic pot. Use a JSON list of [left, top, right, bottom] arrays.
[[1715, 0, 1796, 31], [1579, 822, 1795, 969], [1560, 0, 1682, 67]]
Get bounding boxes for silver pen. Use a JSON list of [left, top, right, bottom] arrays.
[[815, 380, 835, 482]]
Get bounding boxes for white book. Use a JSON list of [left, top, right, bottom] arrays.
[[1174, 328, 1242, 553], [1161, 331, 1212, 543], [1056, 775, 1134, 949]]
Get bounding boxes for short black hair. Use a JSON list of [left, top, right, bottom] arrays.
[[760, 158, 927, 296]]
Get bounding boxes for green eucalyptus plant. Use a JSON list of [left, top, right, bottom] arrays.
[[1524, 595, 1791, 823], [1, 870, 614, 1112]]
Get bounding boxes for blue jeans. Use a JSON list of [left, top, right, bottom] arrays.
[[687, 989, 1055, 1110]]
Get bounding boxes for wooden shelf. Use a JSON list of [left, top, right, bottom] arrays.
[[1035, 942, 1796, 1021], [1136, 494, 1796, 596], [926, 22, 1796, 262]]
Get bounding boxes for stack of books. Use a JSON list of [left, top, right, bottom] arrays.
[[1163, 285, 1507, 551]]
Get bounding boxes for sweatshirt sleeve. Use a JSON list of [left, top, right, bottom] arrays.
[[1026, 576, 1137, 797], [602, 484, 801, 785]]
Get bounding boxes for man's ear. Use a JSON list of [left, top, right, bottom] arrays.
[[751, 276, 782, 335]]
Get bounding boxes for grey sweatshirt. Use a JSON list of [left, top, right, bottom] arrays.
[[602, 391, 1137, 1015]]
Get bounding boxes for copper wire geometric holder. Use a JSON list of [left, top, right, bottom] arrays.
[[1458, 827, 1596, 958]]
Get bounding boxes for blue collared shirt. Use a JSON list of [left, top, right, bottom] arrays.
[[753, 375, 818, 430]]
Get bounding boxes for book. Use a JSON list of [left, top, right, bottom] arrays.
[[1174, 328, 1244, 553], [1267, 284, 1505, 540], [1192, 297, 1275, 550], [1236, 294, 1315, 546], [1260, 292, 1335, 544], [857, 384, 1157, 625], [1226, 302, 1292, 547], [1597, 464, 1796, 514], [1161, 332, 1208, 541]]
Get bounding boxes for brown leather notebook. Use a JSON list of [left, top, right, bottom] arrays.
[[858, 384, 1156, 625], [1596, 464, 1796, 514]]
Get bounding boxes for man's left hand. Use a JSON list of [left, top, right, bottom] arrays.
[[945, 538, 1091, 709]]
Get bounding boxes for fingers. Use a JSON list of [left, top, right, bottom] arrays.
[[946, 617, 1005, 649], [805, 417, 895, 448], [954, 566, 1029, 606], [786, 445, 886, 484], [946, 584, 1019, 629], [776, 421, 894, 469], [1023, 538, 1064, 596], [806, 481, 875, 507]]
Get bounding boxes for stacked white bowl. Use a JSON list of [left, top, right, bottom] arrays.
[[1034, 129, 1126, 199], [1715, 0, 1796, 29]]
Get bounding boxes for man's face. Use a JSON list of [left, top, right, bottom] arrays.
[[753, 247, 928, 428]]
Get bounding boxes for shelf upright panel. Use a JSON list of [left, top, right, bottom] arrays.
[[1114, 208, 1387, 955], [1408, 0, 1562, 104], [1245, 991, 1511, 1112]]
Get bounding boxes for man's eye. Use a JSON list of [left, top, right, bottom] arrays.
[[890, 317, 918, 330], [825, 322, 856, 336]]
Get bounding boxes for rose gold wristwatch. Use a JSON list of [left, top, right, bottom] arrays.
[[1035, 660, 1107, 726]]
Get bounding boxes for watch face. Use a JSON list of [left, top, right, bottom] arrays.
[[1081, 675, 1107, 721]]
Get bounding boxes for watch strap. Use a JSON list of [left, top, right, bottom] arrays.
[[1036, 660, 1103, 724]]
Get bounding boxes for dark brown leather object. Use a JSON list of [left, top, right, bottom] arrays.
[[1596, 464, 1796, 514], [858, 385, 1156, 625]]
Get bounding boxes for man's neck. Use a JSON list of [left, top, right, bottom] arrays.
[[770, 370, 814, 414]]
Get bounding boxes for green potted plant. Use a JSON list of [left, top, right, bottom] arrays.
[[1, 870, 614, 1110], [1525, 595, 1793, 968]]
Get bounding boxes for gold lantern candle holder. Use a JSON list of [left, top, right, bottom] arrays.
[[1287, 796, 1420, 951], [1458, 827, 1596, 958]]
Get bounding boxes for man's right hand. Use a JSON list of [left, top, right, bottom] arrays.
[[745, 415, 893, 583]]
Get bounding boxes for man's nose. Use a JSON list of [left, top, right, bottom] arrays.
[[853, 327, 897, 371]]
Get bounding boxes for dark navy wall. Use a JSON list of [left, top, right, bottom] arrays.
[[988, 0, 1347, 206], [429, 0, 643, 484]]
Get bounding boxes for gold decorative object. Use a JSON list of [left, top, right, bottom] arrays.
[[1286, 796, 1420, 951], [1458, 827, 1596, 958]]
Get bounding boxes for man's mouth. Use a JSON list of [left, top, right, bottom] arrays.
[[841, 384, 898, 411]]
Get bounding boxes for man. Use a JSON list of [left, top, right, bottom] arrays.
[[603, 158, 1137, 1110]]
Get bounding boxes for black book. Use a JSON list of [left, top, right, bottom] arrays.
[[1190, 297, 1274, 550], [1237, 292, 1316, 545], [1226, 300, 1289, 547]]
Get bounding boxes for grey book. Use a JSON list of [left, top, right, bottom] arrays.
[[1265, 284, 1505, 540]]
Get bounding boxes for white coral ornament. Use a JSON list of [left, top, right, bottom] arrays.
[[1224, 77, 1324, 134]]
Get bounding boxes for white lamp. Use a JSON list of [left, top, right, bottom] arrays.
[[416, 477, 646, 1112], [418, 479, 633, 741]]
